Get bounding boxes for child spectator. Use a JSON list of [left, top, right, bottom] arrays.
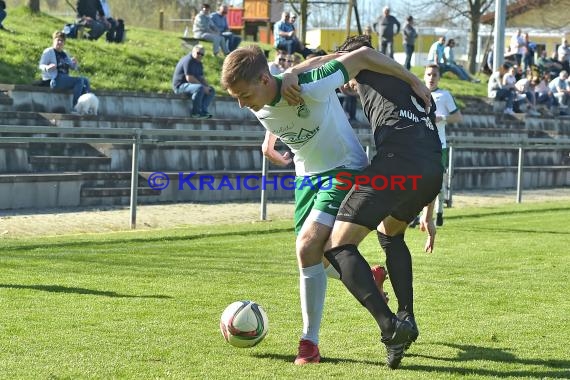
[[39, 31, 91, 111]]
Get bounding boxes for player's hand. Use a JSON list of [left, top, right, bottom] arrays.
[[419, 216, 436, 253], [411, 80, 432, 112], [280, 151, 293, 165], [281, 72, 302, 106]]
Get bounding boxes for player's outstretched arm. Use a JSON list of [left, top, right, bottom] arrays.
[[336, 47, 432, 107], [419, 199, 437, 253], [261, 131, 293, 167]]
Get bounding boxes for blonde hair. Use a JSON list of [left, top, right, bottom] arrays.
[[221, 45, 269, 90]]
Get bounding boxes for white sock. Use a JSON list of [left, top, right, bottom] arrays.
[[324, 263, 340, 279], [300, 263, 327, 345]]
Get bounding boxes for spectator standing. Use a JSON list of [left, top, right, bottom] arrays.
[[0, 0, 7, 31], [557, 38, 570, 72], [374, 6, 400, 58], [193, 4, 228, 57], [402, 16, 417, 70], [39, 31, 91, 110], [76, 0, 108, 40], [509, 29, 525, 66], [210, 4, 241, 52], [172, 45, 215, 119], [522, 32, 536, 74]]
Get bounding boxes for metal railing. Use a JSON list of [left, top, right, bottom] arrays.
[[446, 135, 570, 205], [1, 125, 569, 228]]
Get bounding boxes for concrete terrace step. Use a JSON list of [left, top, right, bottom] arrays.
[[80, 187, 161, 197], [0, 110, 265, 133], [0, 84, 254, 120], [30, 155, 112, 172]]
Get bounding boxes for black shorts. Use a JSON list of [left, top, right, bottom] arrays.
[[336, 148, 443, 229]]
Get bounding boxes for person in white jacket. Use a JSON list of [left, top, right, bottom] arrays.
[[38, 31, 91, 109]]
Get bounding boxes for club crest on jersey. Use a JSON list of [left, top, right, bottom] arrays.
[[297, 103, 310, 118]]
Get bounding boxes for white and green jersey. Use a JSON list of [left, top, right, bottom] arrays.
[[253, 60, 368, 176], [431, 87, 459, 149]]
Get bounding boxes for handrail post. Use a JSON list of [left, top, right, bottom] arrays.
[[130, 129, 141, 229], [516, 146, 523, 203], [447, 145, 454, 207], [260, 155, 268, 221]]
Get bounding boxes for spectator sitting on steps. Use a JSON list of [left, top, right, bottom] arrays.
[[172, 44, 215, 119], [488, 63, 517, 116], [39, 31, 92, 111]]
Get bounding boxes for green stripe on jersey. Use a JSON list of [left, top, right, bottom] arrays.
[[298, 60, 349, 85]]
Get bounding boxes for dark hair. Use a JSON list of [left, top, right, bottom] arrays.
[[446, 39, 455, 47], [406, 15, 413, 22], [336, 34, 373, 52], [202, 3, 210, 9]]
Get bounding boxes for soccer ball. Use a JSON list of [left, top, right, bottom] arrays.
[[220, 300, 269, 348]]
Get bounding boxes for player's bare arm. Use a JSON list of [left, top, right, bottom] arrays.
[[419, 199, 437, 253], [261, 131, 292, 166], [281, 47, 431, 108], [336, 47, 431, 106]]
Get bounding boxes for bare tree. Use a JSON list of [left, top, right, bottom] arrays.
[[407, 0, 495, 73], [28, 0, 40, 13], [288, 0, 309, 43]]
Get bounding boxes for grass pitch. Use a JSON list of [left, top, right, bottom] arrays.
[[0, 201, 569, 379]]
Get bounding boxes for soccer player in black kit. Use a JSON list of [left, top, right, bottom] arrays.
[[282, 35, 443, 369]]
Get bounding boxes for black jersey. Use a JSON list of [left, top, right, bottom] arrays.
[[356, 70, 442, 155]]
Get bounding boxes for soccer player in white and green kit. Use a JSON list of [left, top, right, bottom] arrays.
[[221, 46, 425, 364]]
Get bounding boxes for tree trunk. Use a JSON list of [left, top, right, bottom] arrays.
[[468, 12, 480, 74], [28, 0, 40, 13]]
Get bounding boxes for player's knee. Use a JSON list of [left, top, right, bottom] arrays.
[[377, 231, 405, 250], [296, 234, 325, 264]]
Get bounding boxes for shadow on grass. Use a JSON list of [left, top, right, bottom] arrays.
[[251, 352, 381, 366], [460, 227, 570, 235], [407, 343, 570, 378], [1, 227, 294, 252], [448, 206, 570, 222], [0, 283, 172, 299]]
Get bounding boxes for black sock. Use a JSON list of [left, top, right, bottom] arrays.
[[377, 232, 414, 316], [325, 244, 395, 336]]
